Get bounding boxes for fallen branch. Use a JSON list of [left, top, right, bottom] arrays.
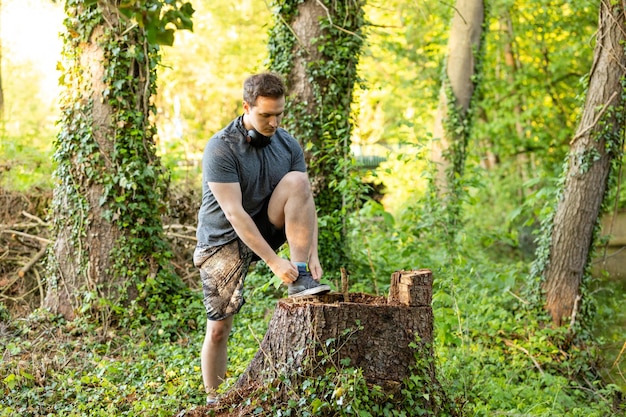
[[165, 231, 197, 241], [503, 339, 544, 375], [19, 246, 47, 278], [21, 211, 48, 226], [1, 229, 52, 244], [163, 223, 196, 231]]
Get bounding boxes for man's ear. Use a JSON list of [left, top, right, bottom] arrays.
[[242, 100, 250, 114]]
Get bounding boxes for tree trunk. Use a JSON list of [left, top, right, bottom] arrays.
[[542, 0, 626, 326], [268, 0, 365, 277], [431, 0, 484, 192], [45, 1, 168, 319], [236, 270, 434, 400]]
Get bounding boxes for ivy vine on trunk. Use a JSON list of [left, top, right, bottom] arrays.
[[267, 0, 366, 278], [45, 0, 193, 327], [530, 0, 626, 330]]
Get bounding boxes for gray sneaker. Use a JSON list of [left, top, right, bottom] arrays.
[[288, 269, 331, 298]]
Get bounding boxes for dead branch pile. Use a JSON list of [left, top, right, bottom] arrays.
[[0, 189, 52, 316], [0, 187, 201, 318]]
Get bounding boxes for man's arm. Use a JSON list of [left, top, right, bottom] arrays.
[[208, 181, 299, 284]]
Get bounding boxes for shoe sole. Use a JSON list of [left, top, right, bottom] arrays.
[[289, 284, 331, 298]]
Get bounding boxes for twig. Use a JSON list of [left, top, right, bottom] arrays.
[[1, 229, 52, 244], [611, 340, 626, 373], [19, 246, 47, 278], [340, 267, 349, 301], [34, 269, 45, 309], [1, 222, 45, 229], [21, 211, 48, 226], [569, 91, 618, 144], [503, 339, 544, 375], [314, 0, 364, 41], [506, 289, 530, 305]]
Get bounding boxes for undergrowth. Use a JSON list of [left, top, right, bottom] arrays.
[[1, 170, 625, 415]]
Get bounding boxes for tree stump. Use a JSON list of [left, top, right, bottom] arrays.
[[236, 269, 434, 393]]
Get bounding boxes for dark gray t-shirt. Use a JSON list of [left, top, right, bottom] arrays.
[[196, 116, 306, 247]]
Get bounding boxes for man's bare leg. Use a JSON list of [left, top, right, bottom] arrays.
[[201, 316, 234, 402], [267, 171, 316, 263]]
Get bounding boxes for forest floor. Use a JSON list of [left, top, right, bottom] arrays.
[[2, 188, 625, 416], [1, 188, 398, 416]]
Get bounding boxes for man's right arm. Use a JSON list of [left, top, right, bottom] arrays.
[[208, 181, 299, 284]]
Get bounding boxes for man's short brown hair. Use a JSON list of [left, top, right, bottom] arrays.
[[243, 73, 286, 106]]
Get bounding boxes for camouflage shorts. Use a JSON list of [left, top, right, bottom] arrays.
[[193, 239, 256, 321]]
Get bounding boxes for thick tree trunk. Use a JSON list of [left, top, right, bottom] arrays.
[[542, 1, 626, 326], [285, 1, 325, 151], [45, 12, 123, 319], [431, 0, 484, 191], [236, 270, 434, 399], [45, 2, 162, 319], [269, 0, 364, 276]]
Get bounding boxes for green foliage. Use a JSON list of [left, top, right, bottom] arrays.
[[474, 0, 597, 180], [0, 308, 206, 417], [346, 148, 624, 413], [47, 0, 196, 330], [354, 0, 448, 147], [0, 55, 58, 191], [2, 184, 624, 415], [155, 0, 272, 189], [118, 0, 194, 46], [2, 1, 625, 416], [524, 5, 626, 328]]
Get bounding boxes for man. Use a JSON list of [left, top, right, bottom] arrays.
[[193, 72, 331, 404]]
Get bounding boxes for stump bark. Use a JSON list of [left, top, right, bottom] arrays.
[[236, 269, 434, 392]]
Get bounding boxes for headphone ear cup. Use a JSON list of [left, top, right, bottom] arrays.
[[247, 129, 272, 148]]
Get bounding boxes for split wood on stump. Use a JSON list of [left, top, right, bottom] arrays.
[[236, 269, 435, 396]]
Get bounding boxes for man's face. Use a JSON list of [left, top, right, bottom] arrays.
[[244, 96, 285, 137]]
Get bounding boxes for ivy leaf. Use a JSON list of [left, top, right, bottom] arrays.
[[153, 28, 175, 46]]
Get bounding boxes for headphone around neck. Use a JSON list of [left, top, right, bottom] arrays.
[[247, 129, 272, 148]]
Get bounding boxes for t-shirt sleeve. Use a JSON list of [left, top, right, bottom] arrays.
[[290, 137, 307, 172], [203, 138, 239, 183]]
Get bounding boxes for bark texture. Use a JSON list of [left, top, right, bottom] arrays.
[[287, 0, 325, 130], [542, 1, 626, 326], [431, 0, 484, 189], [270, 0, 364, 275], [45, 2, 155, 318], [237, 270, 434, 393], [45, 16, 122, 319]]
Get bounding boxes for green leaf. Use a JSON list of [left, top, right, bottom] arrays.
[[3, 373, 18, 389], [153, 28, 175, 47]]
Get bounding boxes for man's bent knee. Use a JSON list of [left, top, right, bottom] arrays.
[[277, 171, 310, 191], [205, 318, 232, 344]]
